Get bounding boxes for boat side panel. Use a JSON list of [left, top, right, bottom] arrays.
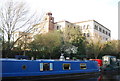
[[1, 60, 99, 77]]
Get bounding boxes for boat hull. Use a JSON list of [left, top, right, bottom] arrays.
[[1, 59, 100, 80], [2, 72, 100, 81]]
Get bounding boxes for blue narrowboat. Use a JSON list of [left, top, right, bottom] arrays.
[[0, 58, 100, 80]]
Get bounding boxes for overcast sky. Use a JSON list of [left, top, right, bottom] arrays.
[[1, 0, 119, 40], [26, 0, 119, 40]]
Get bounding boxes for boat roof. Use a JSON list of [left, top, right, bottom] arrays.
[[0, 58, 93, 63], [103, 55, 116, 58]]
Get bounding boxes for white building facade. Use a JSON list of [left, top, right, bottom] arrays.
[[54, 19, 111, 42], [13, 12, 111, 44], [54, 20, 79, 31], [74, 20, 111, 41]]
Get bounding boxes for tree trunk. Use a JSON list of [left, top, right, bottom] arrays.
[[6, 34, 11, 57]]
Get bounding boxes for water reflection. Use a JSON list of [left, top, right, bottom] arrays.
[[31, 72, 120, 81], [99, 74, 120, 81], [75, 73, 120, 81]]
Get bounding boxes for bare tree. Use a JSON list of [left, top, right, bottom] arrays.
[[0, 0, 44, 57]]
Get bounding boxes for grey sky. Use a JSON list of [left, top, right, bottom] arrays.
[[0, 0, 119, 39]]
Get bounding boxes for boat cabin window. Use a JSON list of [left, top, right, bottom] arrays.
[[40, 63, 53, 71], [63, 63, 71, 70], [80, 63, 87, 69]]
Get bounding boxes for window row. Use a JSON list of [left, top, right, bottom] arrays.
[[33, 28, 39, 32], [56, 25, 90, 30], [40, 63, 87, 71], [56, 25, 79, 30], [67, 25, 78, 29], [94, 25, 110, 36], [103, 37, 108, 41], [79, 25, 90, 29], [83, 33, 90, 37]]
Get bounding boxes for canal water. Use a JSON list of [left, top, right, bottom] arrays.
[[71, 72, 120, 81], [25, 73, 119, 81], [75, 74, 120, 81], [37, 72, 120, 81]]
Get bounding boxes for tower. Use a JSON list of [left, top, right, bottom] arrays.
[[44, 12, 54, 31]]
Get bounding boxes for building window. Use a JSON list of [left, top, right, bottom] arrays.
[[87, 25, 89, 29], [99, 27, 102, 32], [80, 63, 87, 69], [83, 33, 86, 37], [103, 30, 105, 33], [57, 26, 59, 30], [34, 28, 38, 32], [94, 25, 98, 30], [63, 64, 71, 70], [106, 38, 108, 41], [109, 33, 111, 36], [106, 31, 108, 35], [87, 33, 90, 37], [83, 25, 85, 29]]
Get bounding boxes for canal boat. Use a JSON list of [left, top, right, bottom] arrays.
[[90, 59, 103, 67], [101, 55, 120, 72], [0, 57, 100, 81]]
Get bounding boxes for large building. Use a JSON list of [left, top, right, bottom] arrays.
[[14, 12, 111, 47], [40, 12, 111, 41], [54, 20, 79, 31], [13, 31, 33, 49], [52, 13, 111, 41], [74, 20, 111, 41], [31, 12, 55, 35]]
